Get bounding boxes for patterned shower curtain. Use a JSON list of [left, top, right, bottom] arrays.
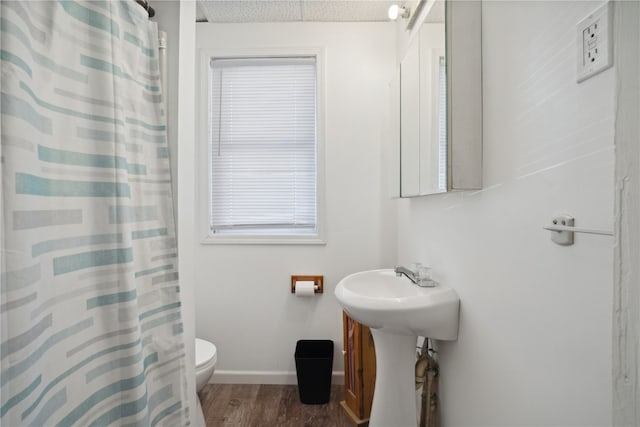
[[0, 1, 190, 426]]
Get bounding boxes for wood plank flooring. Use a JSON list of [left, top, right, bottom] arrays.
[[199, 384, 354, 427]]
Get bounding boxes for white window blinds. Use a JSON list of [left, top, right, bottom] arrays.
[[438, 56, 447, 191], [209, 57, 318, 235]]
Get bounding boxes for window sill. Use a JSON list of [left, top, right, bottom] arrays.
[[200, 234, 326, 246]]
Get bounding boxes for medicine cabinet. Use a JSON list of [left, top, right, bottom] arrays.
[[396, 0, 482, 197]]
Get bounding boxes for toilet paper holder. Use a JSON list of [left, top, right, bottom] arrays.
[[291, 275, 324, 294]]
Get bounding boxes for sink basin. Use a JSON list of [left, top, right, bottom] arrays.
[[335, 269, 460, 427], [335, 269, 460, 339]]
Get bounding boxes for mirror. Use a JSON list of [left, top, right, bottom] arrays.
[[398, 0, 482, 197]]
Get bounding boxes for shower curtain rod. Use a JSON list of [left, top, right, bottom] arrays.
[[135, 0, 155, 18]]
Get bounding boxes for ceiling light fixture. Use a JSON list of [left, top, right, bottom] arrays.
[[388, 4, 410, 20]]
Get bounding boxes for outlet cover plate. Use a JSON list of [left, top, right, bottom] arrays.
[[576, 1, 613, 83]]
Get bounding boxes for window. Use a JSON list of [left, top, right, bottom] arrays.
[[206, 55, 322, 243]]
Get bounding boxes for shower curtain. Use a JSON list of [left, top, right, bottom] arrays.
[[0, 1, 190, 426]]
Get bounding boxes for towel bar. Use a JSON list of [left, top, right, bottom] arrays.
[[544, 214, 613, 246]]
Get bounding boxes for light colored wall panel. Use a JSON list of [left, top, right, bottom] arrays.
[[613, 1, 640, 424], [192, 22, 397, 381], [395, 1, 614, 425]]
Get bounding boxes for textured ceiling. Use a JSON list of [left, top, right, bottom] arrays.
[[196, 0, 402, 23]]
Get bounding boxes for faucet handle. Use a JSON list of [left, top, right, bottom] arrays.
[[410, 262, 423, 272], [416, 266, 431, 280], [416, 266, 438, 287]]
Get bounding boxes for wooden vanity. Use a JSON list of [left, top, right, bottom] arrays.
[[340, 312, 376, 425]]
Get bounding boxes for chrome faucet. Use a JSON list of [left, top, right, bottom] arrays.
[[394, 266, 436, 287], [394, 266, 417, 283]]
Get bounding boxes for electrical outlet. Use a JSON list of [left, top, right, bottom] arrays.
[[576, 2, 613, 83]]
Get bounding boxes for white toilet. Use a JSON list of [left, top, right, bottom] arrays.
[[195, 338, 217, 392]]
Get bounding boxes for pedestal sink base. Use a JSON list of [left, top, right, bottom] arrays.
[[335, 269, 460, 426], [369, 330, 418, 427]]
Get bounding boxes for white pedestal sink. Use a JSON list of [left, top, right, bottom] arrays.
[[335, 269, 460, 427]]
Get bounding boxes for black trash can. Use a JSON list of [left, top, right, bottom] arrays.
[[294, 340, 334, 404]]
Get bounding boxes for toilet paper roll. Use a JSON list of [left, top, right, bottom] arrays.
[[295, 281, 316, 297]]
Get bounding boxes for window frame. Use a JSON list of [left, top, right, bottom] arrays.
[[198, 47, 326, 245]]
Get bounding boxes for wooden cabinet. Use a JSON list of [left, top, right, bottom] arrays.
[[340, 312, 376, 425]]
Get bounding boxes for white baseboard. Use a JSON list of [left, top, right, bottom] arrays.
[[211, 370, 345, 386]]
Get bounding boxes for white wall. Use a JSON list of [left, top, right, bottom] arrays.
[[612, 1, 640, 424], [193, 22, 397, 382], [395, 1, 614, 425], [151, 3, 180, 221]]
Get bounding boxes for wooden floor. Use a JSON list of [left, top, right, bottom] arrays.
[[198, 384, 354, 427]]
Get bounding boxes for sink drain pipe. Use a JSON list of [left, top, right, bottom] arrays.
[[415, 338, 440, 427]]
